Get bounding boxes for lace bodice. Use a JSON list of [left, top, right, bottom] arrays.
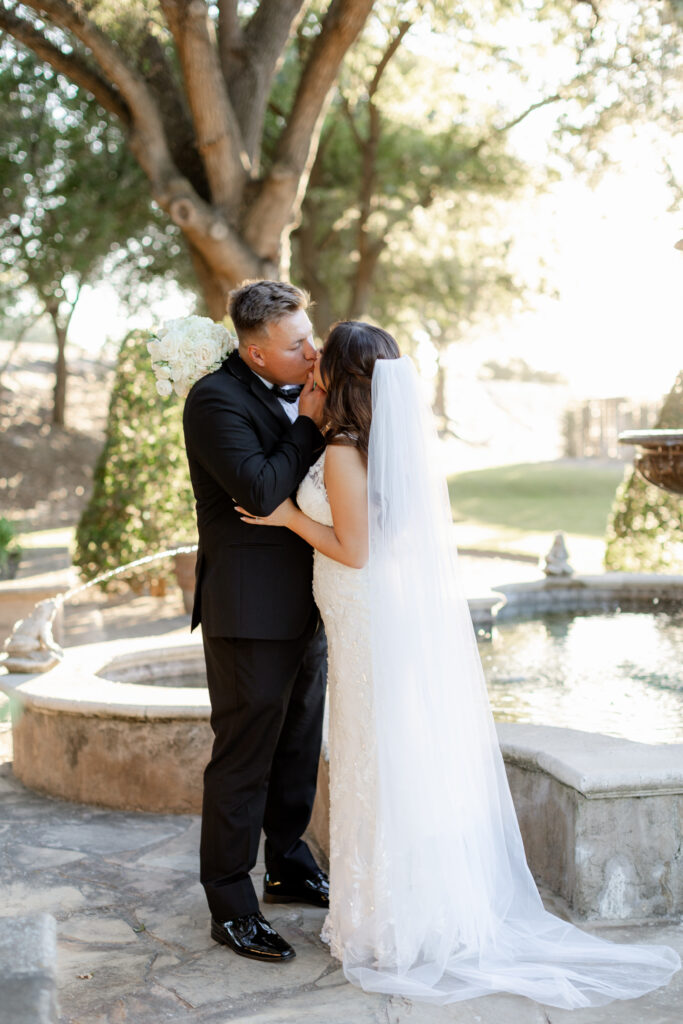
[[297, 450, 333, 527]]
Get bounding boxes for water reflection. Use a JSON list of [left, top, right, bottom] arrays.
[[478, 609, 683, 744]]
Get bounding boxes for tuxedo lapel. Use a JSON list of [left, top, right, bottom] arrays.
[[223, 350, 292, 431]]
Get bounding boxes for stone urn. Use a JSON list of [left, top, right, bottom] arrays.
[[618, 430, 683, 495], [174, 550, 197, 614]]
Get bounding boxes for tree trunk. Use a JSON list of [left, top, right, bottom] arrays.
[[189, 245, 235, 319], [433, 358, 447, 424], [293, 215, 335, 337], [348, 241, 383, 320], [52, 318, 67, 427]]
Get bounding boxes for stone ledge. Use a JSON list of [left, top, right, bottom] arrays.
[[496, 573, 683, 593], [0, 913, 58, 1024], [494, 573, 683, 619], [496, 722, 683, 799], [0, 634, 210, 720]]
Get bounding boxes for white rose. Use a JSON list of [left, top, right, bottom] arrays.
[[158, 334, 183, 363], [174, 355, 195, 381], [147, 340, 162, 359], [155, 364, 172, 380], [195, 342, 217, 370], [156, 379, 173, 397], [173, 379, 190, 398]]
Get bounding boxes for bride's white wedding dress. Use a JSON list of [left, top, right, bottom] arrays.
[[296, 358, 679, 1009], [298, 449, 380, 960]]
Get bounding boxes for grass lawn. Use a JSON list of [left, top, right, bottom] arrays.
[[448, 460, 627, 539]]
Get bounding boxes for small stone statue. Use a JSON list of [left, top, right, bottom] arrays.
[[543, 532, 574, 577], [2, 597, 64, 673]]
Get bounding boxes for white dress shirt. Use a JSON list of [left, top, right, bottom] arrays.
[[253, 372, 300, 423]]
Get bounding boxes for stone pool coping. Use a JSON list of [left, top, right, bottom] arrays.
[[3, 632, 683, 803], [0, 632, 210, 720], [497, 723, 683, 799], [494, 572, 683, 617]]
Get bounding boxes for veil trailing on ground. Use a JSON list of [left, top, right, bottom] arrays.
[[343, 355, 680, 1007]]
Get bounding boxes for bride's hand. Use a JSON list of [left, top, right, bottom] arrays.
[[236, 498, 297, 528]]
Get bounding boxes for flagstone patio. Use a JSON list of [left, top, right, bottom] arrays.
[[1, 760, 682, 1023]]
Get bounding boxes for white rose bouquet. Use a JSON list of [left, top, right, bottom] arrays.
[[148, 315, 236, 398]]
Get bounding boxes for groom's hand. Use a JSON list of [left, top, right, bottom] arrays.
[[298, 369, 326, 427]]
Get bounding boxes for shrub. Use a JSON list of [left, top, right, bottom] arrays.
[[0, 517, 22, 579], [74, 329, 196, 590], [604, 370, 683, 573]]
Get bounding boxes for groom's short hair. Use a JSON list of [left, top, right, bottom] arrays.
[[229, 280, 309, 342]]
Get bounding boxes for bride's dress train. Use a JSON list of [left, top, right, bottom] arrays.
[[296, 359, 680, 1009]]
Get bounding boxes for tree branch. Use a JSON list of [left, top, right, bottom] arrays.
[[243, 0, 374, 261], [494, 92, 563, 135], [349, 20, 413, 319], [0, 6, 129, 121], [218, 0, 242, 64], [166, 190, 262, 283], [14, 0, 257, 285], [339, 92, 364, 149], [159, 0, 248, 214], [226, 0, 307, 169], [134, 28, 209, 200], [368, 19, 411, 98], [21, 0, 181, 188]]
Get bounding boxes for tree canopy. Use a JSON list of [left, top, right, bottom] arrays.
[[0, 0, 678, 324]]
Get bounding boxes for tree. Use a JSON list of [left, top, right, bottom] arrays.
[[0, 0, 677, 328], [293, 0, 681, 333], [74, 329, 195, 589], [0, 45, 190, 425], [0, 0, 376, 318]]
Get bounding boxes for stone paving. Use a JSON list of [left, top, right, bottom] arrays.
[[1, 760, 682, 1024]]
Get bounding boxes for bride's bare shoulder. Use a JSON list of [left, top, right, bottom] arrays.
[[324, 441, 366, 483]]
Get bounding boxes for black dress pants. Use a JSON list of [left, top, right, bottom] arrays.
[[200, 609, 327, 920]]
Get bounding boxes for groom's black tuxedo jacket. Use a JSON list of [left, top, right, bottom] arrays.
[[183, 350, 325, 639]]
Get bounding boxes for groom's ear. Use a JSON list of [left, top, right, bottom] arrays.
[[246, 342, 267, 368]]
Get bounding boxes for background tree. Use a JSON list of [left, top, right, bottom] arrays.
[[0, 0, 677, 324], [73, 329, 195, 589], [0, 44, 191, 425], [0, 0, 376, 317], [288, 0, 680, 412]]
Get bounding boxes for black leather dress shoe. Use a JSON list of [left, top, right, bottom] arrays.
[[263, 870, 329, 908], [211, 912, 296, 962]]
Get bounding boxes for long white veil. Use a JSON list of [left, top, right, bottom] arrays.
[[342, 355, 680, 1007]]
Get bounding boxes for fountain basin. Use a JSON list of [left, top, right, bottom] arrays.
[[2, 633, 211, 814]]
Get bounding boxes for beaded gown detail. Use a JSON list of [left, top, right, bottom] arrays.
[[297, 448, 380, 959]]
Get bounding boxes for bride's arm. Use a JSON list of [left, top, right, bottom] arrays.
[[237, 444, 368, 569]]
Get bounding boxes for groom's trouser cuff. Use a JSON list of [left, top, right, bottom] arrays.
[[204, 875, 259, 922]]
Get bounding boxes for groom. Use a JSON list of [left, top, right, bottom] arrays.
[[183, 280, 328, 963]]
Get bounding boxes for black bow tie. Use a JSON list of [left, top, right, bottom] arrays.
[[271, 384, 303, 404]]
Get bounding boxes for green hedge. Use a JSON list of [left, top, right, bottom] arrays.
[[604, 370, 683, 573], [74, 329, 196, 590]]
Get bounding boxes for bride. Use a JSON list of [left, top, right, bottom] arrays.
[[237, 320, 680, 1009]]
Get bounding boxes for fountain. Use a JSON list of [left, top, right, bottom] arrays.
[[1, 533, 682, 920], [618, 429, 683, 494]]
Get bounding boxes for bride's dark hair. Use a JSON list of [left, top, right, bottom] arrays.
[[320, 321, 400, 460]]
